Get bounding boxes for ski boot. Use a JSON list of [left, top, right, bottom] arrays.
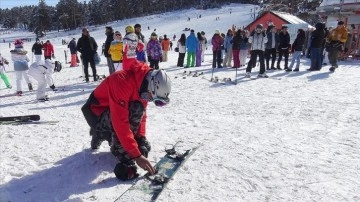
[[50, 84, 58, 91], [16, 91, 23, 96]]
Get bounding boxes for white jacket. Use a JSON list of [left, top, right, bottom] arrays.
[[177, 41, 186, 53], [249, 32, 268, 51], [28, 59, 54, 84]]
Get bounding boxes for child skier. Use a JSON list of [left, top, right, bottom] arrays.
[[28, 59, 59, 101], [0, 53, 12, 89], [10, 39, 32, 96]]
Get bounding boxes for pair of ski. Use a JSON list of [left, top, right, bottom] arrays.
[[209, 76, 235, 85], [0, 115, 58, 125], [175, 71, 203, 79], [115, 142, 200, 201]]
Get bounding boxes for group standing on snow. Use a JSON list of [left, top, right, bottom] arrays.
[[171, 20, 348, 78], [2, 38, 59, 100]]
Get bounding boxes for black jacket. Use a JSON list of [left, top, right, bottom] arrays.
[[104, 32, 114, 57], [311, 23, 325, 48], [76, 35, 98, 59], [278, 31, 290, 49], [265, 31, 279, 49], [292, 34, 305, 52], [68, 40, 77, 54], [232, 34, 242, 50], [32, 43, 43, 55]]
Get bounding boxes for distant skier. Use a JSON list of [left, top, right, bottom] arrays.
[[147, 32, 162, 70], [161, 35, 170, 62], [108, 31, 124, 72], [246, 24, 268, 78], [123, 25, 144, 70], [134, 24, 147, 62], [43, 40, 55, 60], [31, 38, 43, 62], [28, 59, 59, 101], [104, 26, 115, 74], [176, 34, 186, 67], [67, 38, 78, 67], [0, 53, 12, 89], [327, 21, 348, 72], [185, 29, 198, 68], [196, 32, 204, 67], [10, 39, 32, 96], [76, 28, 98, 82], [211, 30, 223, 68]]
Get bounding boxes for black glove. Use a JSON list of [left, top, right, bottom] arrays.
[[262, 31, 266, 37], [135, 136, 151, 158], [160, 56, 163, 62], [147, 56, 151, 62]]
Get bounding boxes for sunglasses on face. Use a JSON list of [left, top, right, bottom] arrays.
[[115, 33, 121, 36]]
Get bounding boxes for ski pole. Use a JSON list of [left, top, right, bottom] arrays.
[[235, 65, 238, 85], [210, 66, 215, 81]]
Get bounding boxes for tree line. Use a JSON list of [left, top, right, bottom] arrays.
[[0, 0, 321, 36]]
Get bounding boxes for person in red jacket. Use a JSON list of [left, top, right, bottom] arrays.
[[81, 61, 171, 180], [42, 40, 54, 60]]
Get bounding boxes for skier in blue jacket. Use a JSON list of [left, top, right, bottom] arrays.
[[185, 30, 198, 68]]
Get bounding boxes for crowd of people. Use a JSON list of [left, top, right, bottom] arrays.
[[172, 21, 348, 78]]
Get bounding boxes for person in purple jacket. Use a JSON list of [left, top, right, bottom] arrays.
[[146, 32, 162, 70], [196, 32, 204, 67]]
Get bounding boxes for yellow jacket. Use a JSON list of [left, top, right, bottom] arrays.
[[108, 41, 123, 62], [328, 26, 348, 43]]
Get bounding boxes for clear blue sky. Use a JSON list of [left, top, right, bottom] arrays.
[[0, 0, 59, 9]]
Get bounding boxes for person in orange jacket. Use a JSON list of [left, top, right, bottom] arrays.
[[161, 34, 170, 62], [42, 40, 54, 60], [81, 61, 171, 181]]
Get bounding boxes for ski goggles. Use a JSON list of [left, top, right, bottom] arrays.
[[140, 92, 169, 107], [153, 96, 169, 107]]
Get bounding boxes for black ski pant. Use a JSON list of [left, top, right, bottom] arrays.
[[149, 59, 160, 70], [246, 50, 265, 74], [265, 48, 276, 69], [277, 49, 289, 68], [177, 53, 185, 67], [212, 50, 222, 68], [82, 56, 97, 81]]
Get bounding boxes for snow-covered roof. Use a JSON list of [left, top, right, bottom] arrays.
[[320, 0, 359, 7], [272, 11, 310, 25]]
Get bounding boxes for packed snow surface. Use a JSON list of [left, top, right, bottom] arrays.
[[1, 3, 359, 202]]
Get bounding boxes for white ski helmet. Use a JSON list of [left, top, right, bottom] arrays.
[[146, 69, 171, 104]]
